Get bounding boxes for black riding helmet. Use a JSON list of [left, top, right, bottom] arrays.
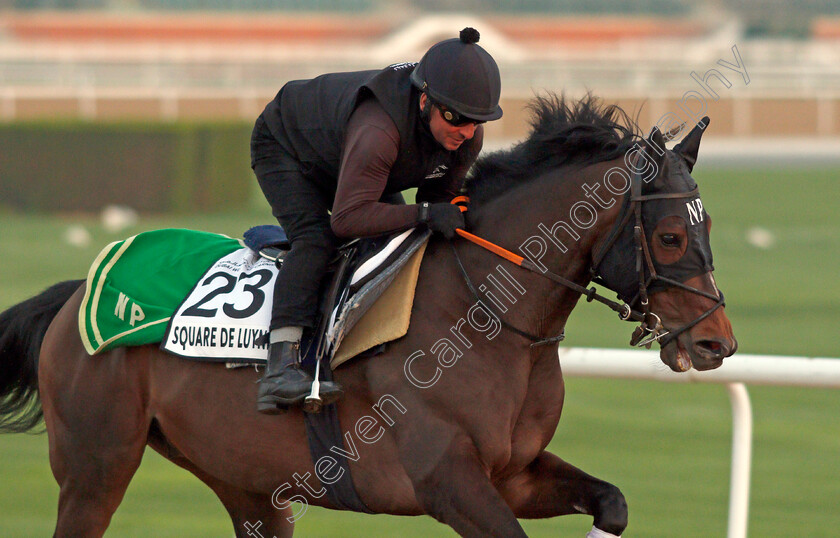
[[411, 27, 503, 122]]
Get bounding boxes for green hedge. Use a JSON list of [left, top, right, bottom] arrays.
[[0, 121, 253, 213]]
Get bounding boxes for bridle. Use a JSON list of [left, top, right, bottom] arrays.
[[589, 162, 726, 348], [448, 154, 726, 350]]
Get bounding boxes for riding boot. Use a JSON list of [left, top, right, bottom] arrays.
[[256, 341, 343, 414]]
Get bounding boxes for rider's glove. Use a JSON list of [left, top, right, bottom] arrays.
[[418, 202, 465, 239]]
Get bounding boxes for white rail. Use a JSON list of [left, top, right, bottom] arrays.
[[558, 348, 840, 538]]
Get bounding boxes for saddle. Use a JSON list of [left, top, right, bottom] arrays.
[[242, 224, 431, 369]]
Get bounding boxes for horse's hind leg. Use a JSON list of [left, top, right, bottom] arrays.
[[46, 397, 149, 536], [499, 451, 628, 536], [41, 342, 150, 537]]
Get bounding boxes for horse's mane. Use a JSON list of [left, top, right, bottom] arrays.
[[466, 93, 643, 205]]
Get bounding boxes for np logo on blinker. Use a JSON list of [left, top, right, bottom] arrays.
[[686, 198, 704, 226]]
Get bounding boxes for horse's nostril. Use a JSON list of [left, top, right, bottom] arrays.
[[694, 339, 727, 359]]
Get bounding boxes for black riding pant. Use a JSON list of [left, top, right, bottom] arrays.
[[251, 116, 338, 330]]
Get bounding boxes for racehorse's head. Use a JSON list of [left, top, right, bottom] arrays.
[[594, 118, 736, 371]]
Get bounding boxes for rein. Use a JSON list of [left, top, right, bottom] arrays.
[[449, 229, 641, 348]]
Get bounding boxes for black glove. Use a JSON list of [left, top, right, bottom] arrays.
[[419, 202, 465, 239]]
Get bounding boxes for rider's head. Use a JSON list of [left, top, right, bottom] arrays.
[[412, 28, 503, 149]]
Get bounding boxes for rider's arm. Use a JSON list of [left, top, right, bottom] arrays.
[[330, 101, 421, 239]]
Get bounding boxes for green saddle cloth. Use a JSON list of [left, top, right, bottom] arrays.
[[79, 228, 242, 355]]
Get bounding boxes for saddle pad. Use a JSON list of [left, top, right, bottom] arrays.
[[79, 229, 242, 355], [331, 240, 428, 368]]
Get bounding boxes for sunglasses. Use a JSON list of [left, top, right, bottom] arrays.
[[434, 102, 485, 127]]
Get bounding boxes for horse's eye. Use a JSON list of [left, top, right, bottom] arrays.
[[660, 233, 681, 247]]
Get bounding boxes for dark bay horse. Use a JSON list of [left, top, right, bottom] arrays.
[[0, 95, 736, 537]]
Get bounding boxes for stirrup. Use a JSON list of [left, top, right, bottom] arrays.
[[302, 359, 341, 414], [304, 359, 325, 414], [303, 394, 323, 414]]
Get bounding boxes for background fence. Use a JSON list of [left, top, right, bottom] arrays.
[[1, 11, 840, 140], [559, 347, 840, 538]]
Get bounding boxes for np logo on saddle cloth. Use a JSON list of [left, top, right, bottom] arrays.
[[78, 227, 430, 368]]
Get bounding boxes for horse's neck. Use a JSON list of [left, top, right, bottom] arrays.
[[464, 162, 625, 343]]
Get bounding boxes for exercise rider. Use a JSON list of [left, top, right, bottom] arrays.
[[250, 28, 503, 413]]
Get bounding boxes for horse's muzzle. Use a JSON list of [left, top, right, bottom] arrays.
[[691, 336, 737, 370], [660, 334, 737, 372]]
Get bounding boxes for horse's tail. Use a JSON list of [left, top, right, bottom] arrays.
[[0, 279, 83, 434]]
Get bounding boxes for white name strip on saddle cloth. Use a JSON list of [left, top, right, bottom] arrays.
[[163, 248, 277, 361]]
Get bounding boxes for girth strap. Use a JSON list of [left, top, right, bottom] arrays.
[[302, 361, 375, 514]]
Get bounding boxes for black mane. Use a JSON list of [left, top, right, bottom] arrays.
[[466, 93, 642, 205]]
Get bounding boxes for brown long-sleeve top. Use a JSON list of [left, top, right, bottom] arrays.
[[330, 98, 483, 238]]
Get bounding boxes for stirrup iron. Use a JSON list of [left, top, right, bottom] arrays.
[[303, 359, 323, 414]]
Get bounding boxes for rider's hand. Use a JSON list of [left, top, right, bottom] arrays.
[[419, 202, 465, 239]]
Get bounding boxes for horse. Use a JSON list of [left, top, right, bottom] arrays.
[[0, 94, 736, 537]]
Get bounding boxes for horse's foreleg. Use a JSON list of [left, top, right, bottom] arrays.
[[499, 451, 628, 536], [403, 435, 528, 538]]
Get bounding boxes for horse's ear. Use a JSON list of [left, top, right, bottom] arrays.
[[632, 126, 667, 187], [673, 117, 710, 172], [648, 125, 667, 176], [648, 126, 665, 158]]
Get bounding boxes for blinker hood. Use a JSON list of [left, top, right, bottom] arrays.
[[595, 153, 715, 305]]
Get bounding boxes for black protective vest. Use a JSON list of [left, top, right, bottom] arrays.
[[260, 63, 467, 199]]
